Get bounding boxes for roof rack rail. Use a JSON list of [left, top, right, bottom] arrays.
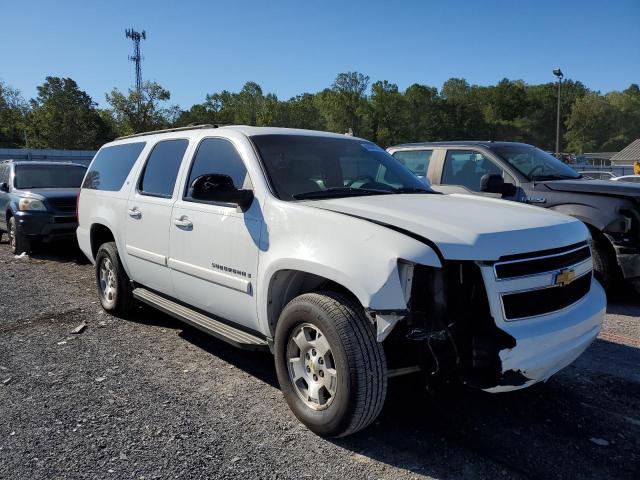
[[116, 124, 225, 140]]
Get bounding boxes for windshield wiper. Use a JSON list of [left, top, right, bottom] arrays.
[[393, 187, 434, 194], [531, 174, 579, 181], [293, 187, 393, 200]]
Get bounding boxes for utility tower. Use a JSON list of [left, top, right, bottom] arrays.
[[125, 28, 146, 109]]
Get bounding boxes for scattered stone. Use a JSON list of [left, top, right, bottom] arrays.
[[231, 456, 240, 463], [71, 322, 87, 334], [95, 377, 106, 383], [98, 321, 107, 327], [590, 437, 610, 446]]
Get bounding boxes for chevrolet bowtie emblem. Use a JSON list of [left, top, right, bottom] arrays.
[[554, 268, 576, 287]]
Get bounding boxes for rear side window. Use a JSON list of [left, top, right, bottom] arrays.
[[83, 142, 146, 191], [393, 150, 432, 178], [0, 165, 8, 184], [184, 138, 248, 199], [138, 140, 188, 198]]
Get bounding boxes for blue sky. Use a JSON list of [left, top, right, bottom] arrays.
[[1, 0, 638, 109]]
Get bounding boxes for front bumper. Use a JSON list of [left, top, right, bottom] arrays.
[[484, 279, 605, 392], [14, 210, 78, 240]]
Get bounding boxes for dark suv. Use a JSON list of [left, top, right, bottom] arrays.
[[388, 141, 640, 292], [0, 160, 87, 254]]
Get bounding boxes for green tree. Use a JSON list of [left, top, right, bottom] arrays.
[[0, 80, 28, 148], [605, 84, 640, 149], [105, 81, 173, 135], [235, 81, 264, 126], [565, 92, 619, 152], [403, 84, 442, 141], [369, 80, 407, 147], [440, 78, 487, 139], [285, 93, 325, 130], [317, 72, 370, 135], [27, 77, 113, 149]]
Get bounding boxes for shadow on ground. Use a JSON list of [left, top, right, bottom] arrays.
[[129, 302, 640, 479]]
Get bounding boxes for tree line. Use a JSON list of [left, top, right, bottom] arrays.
[[1, 73, 639, 153]]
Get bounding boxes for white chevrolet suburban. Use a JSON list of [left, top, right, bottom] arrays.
[[77, 125, 606, 437]]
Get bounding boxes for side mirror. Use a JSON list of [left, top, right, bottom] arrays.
[[190, 174, 254, 210], [0, 182, 8, 193], [480, 174, 516, 196]]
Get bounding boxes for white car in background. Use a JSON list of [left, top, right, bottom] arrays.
[[77, 126, 605, 437], [612, 175, 640, 183], [580, 171, 617, 180]]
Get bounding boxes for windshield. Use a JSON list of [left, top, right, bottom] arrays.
[[251, 134, 433, 200], [14, 164, 87, 189], [492, 144, 580, 181]]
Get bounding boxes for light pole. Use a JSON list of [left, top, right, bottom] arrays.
[[553, 68, 564, 158]]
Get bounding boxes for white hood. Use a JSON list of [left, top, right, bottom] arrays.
[[303, 193, 588, 261]]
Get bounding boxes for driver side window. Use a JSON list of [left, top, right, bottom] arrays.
[[441, 150, 503, 192], [184, 138, 250, 201]]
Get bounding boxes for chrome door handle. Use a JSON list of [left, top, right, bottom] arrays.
[[174, 216, 193, 229], [128, 208, 141, 219]]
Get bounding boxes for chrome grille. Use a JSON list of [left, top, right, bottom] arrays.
[[481, 241, 593, 321]]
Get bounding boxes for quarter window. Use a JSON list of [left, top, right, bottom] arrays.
[[0, 165, 8, 184], [393, 150, 432, 178], [441, 150, 503, 192], [185, 138, 249, 200], [83, 142, 146, 191], [139, 139, 188, 198]]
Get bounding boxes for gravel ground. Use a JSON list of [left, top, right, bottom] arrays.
[[0, 240, 639, 479]]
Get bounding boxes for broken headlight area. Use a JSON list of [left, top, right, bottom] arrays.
[[384, 261, 517, 389]]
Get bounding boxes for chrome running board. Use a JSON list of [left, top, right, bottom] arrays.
[[133, 288, 268, 351]]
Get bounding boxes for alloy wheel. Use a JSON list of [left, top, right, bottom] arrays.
[[99, 257, 117, 303], [286, 323, 338, 410]]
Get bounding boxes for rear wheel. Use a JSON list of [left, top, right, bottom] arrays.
[[8, 216, 30, 255], [95, 241, 135, 316], [274, 291, 387, 437]]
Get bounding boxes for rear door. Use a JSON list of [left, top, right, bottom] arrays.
[[391, 149, 433, 183], [124, 139, 189, 296]]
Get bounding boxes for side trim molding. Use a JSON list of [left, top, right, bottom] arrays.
[[167, 258, 251, 294], [125, 245, 167, 266]]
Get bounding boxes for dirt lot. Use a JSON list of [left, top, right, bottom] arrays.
[[0, 241, 638, 480]]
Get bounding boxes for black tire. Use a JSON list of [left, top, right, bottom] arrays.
[[8, 216, 30, 255], [274, 291, 387, 437], [591, 236, 616, 291], [95, 241, 135, 316]]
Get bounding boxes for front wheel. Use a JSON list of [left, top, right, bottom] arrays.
[[274, 291, 387, 437], [591, 237, 616, 291], [8, 216, 30, 255]]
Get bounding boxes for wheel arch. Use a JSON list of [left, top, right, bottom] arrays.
[[264, 268, 368, 338], [89, 223, 116, 260]]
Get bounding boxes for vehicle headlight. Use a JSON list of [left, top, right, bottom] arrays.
[[18, 198, 46, 211]]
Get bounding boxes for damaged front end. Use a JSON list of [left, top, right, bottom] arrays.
[[381, 261, 519, 389], [379, 241, 605, 391]]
